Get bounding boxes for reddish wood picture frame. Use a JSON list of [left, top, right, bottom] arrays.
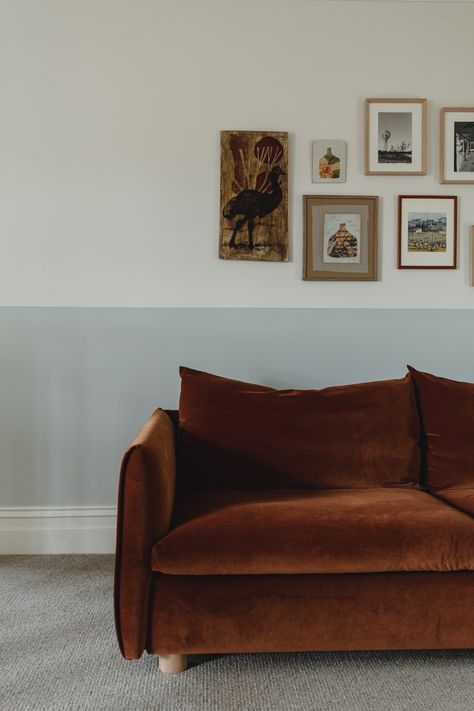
[[397, 195, 458, 270]]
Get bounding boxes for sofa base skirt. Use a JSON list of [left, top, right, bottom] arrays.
[[147, 572, 474, 655]]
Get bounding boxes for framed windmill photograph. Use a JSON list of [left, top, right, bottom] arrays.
[[365, 98, 427, 176], [219, 130, 288, 261], [440, 107, 474, 184], [303, 195, 378, 281], [397, 195, 458, 270]]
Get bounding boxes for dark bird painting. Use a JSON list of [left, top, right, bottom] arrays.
[[219, 131, 288, 261]]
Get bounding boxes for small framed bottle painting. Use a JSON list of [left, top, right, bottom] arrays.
[[312, 140, 346, 183]]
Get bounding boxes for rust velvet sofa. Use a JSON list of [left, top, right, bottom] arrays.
[[114, 366, 474, 673]]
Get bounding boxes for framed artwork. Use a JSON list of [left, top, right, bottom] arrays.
[[303, 195, 378, 281], [365, 98, 427, 176], [440, 107, 474, 184], [312, 140, 346, 183], [471, 227, 474, 286], [398, 195, 458, 269], [219, 130, 288, 261]]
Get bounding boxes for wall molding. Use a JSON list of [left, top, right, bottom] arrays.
[[0, 506, 117, 554]]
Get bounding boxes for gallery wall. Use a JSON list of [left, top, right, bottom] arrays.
[[1, 0, 474, 308]]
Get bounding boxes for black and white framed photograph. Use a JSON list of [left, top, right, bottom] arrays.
[[398, 195, 458, 269], [365, 98, 427, 176], [441, 107, 474, 184]]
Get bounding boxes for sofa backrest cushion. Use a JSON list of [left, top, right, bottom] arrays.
[[408, 366, 474, 491], [178, 367, 421, 490]]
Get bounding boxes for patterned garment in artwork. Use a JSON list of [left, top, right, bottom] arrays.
[[327, 223, 358, 259]]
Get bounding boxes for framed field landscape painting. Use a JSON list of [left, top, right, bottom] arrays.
[[441, 107, 474, 184], [219, 130, 288, 261], [398, 195, 458, 269], [365, 98, 427, 176], [303, 195, 378, 281]]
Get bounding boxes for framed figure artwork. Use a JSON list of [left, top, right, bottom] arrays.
[[398, 195, 458, 269], [440, 107, 474, 184], [365, 98, 427, 176], [303, 195, 378, 281]]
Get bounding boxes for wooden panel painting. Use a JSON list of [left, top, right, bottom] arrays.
[[219, 130, 288, 261]]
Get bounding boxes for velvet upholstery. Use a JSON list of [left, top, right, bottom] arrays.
[[435, 488, 474, 517], [179, 367, 421, 490], [408, 366, 474, 491], [114, 409, 176, 660], [152, 488, 474, 575], [147, 572, 474, 654], [114, 373, 474, 663]]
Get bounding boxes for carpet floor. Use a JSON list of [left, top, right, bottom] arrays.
[[1, 556, 474, 711]]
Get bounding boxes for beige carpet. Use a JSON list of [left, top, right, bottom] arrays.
[[1, 555, 473, 711]]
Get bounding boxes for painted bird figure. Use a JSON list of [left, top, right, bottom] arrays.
[[222, 166, 285, 250]]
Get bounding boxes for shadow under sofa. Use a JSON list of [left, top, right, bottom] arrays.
[[114, 367, 474, 673]]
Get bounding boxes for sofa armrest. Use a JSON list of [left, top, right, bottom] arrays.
[[114, 409, 176, 659]]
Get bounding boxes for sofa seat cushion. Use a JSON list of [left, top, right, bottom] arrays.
[[434, 488, 474, 518], [151, 488, 474, 575]]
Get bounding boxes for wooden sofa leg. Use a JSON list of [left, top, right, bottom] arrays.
[[159, 654, 188, 674]]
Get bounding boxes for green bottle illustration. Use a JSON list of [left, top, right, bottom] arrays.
[[319, 147, 341, 180]]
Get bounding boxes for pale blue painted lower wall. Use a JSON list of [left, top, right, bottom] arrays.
[[1, 308, 473, 506]]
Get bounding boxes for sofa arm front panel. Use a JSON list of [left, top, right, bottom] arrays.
[[114, 409, 176, 659]]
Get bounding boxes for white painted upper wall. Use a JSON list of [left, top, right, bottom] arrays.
[[0, 0, 473, 308]]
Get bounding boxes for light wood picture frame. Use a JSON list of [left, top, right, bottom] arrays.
[[471, 227, 474, 286], [365, 98, 427, 176], [303, 195, 378, 281], [397, 195, 458, 270], [440, 107, 474, 184]]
